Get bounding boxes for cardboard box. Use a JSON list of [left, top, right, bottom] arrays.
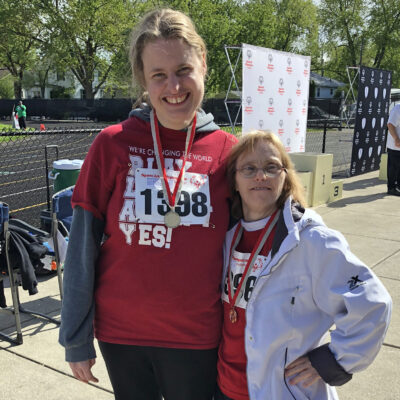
[[290, 153, 333, 206], [329, 179, 343, 202]]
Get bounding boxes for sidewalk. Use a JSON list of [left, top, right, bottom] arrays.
[[0, 170, 399, 399]]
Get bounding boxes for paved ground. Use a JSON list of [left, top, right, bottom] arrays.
[[0, 170, 398, 399]]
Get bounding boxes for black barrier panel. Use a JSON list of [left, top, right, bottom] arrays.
[[350, 67, 392, 176], [308, 98, 341, 116], [0, 98, 234, 124], [0, 99, 134, 121]]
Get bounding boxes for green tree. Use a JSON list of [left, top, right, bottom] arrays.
[[34, 0, 141, 99], [0, 0, 42, 98], [318, 0, 400, 87], [0, 72, 14, 99]]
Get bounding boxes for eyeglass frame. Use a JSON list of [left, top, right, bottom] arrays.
[[236, 164, 287, 178]]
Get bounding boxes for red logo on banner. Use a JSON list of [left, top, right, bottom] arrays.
[[299, 144, 304, 151], [258, 76, 265, 94], [268, 97, 274, 115], [303, 59, 309, 77], [245, 49, 253, 69], [285, 138, 291, 153], [296, 80, 302, 96], [287, 98, 293, 115], [286, 57, 292, 74], [278, 120, 284, 136], [245, 96, 253, 114], [267, 53, 274, 72], [302, 107, 306, 115], [295, 119, 300, 134], [278, 78, 285, 95]]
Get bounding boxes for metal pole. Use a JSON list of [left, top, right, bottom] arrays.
[[322, 121, 327, 153], [45, 145, 59, 210]]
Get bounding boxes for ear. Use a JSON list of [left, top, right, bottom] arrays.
[[202, 53, 207, 76]]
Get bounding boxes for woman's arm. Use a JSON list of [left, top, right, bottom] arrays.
[[58, 207, 104, 364]]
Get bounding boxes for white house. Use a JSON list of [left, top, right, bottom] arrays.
[[23, 70, 105, 99], [310, 72, 345, 99]]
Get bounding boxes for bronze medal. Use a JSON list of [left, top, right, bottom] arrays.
[[229, 308, 238, 323], [164, 210, 181, 229]]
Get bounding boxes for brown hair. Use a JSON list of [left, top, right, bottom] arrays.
[[129, 8, 207, 99], [227, 130, 306, 219]]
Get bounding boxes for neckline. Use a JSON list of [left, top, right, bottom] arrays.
[[241, 216, 271, 232]]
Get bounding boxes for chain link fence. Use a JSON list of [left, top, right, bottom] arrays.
[[1, 122, 355, 229], [0, 128, 102, 228]]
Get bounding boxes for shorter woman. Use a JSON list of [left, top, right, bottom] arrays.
[[216, 130, 392, 400]]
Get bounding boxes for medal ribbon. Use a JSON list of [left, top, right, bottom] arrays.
[[150, 109, 196, 212], [227, 209, 280, 312]]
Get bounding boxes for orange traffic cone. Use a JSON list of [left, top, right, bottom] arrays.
[[40, 123, 46, 131]]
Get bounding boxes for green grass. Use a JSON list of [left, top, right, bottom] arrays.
[[0, 123, 36, 142], [0, 123, 34, 132]]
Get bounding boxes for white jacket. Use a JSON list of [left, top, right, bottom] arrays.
[[222, 198, 392, 400]]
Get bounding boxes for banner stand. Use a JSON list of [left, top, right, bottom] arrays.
[[224, 45, 243, 135], [343, 66, 359, 127]]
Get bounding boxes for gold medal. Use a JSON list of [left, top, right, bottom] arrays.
[[229, 308, 238, 323], [164, 210, 181, 228]]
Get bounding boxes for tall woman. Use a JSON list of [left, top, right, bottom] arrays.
[[59, 9, 237, 400], [216, 130, 392, 400]]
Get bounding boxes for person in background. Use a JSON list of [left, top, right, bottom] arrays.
[[215, 130, 392, 400], [386, 103, 400, 196], [58, 8, 237, 400], [15, 100, 27, 130]]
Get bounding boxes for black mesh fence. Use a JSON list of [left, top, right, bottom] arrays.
[[0, 122, 355, 229]]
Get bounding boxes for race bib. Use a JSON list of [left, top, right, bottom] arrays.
[[135, 168, 211, 226], [222, 251, 267, 308]]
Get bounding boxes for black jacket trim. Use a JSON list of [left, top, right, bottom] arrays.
[[307, 343, 353, 386]]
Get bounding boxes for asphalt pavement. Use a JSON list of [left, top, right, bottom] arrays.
[[0, 170, 399, 399]]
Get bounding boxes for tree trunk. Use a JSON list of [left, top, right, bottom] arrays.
[[14, 79, 22, 99], [83, 81, 94, 99]]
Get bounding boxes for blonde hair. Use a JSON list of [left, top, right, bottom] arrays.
[[227, 130, 306, 219], [129, 8, 207, 98]]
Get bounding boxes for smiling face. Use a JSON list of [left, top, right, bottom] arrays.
[[142, 38, 206, 130], [235, 140, 286, 221]]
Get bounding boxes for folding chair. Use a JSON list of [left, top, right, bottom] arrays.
[[51, 185, 74, 300], [0, 202, 60, 346]]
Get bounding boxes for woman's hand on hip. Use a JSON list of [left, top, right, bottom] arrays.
[[284, 356, 321, 388], [69, 359, 99, 384]]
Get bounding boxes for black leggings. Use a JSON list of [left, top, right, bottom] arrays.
[[18, 116, 26, 129], [387, 148, 400, 190], [214, 385, 234, 400], [99, 341, 218, 400]]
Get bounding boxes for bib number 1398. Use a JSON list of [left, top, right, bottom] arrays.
[[140, 189, 208, 217], [135, 168, 211, 226]]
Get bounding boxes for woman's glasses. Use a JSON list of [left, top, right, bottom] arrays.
[[236, 164, 287, 178]]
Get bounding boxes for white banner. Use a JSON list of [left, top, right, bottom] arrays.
[[242, 43, 310, 153]]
